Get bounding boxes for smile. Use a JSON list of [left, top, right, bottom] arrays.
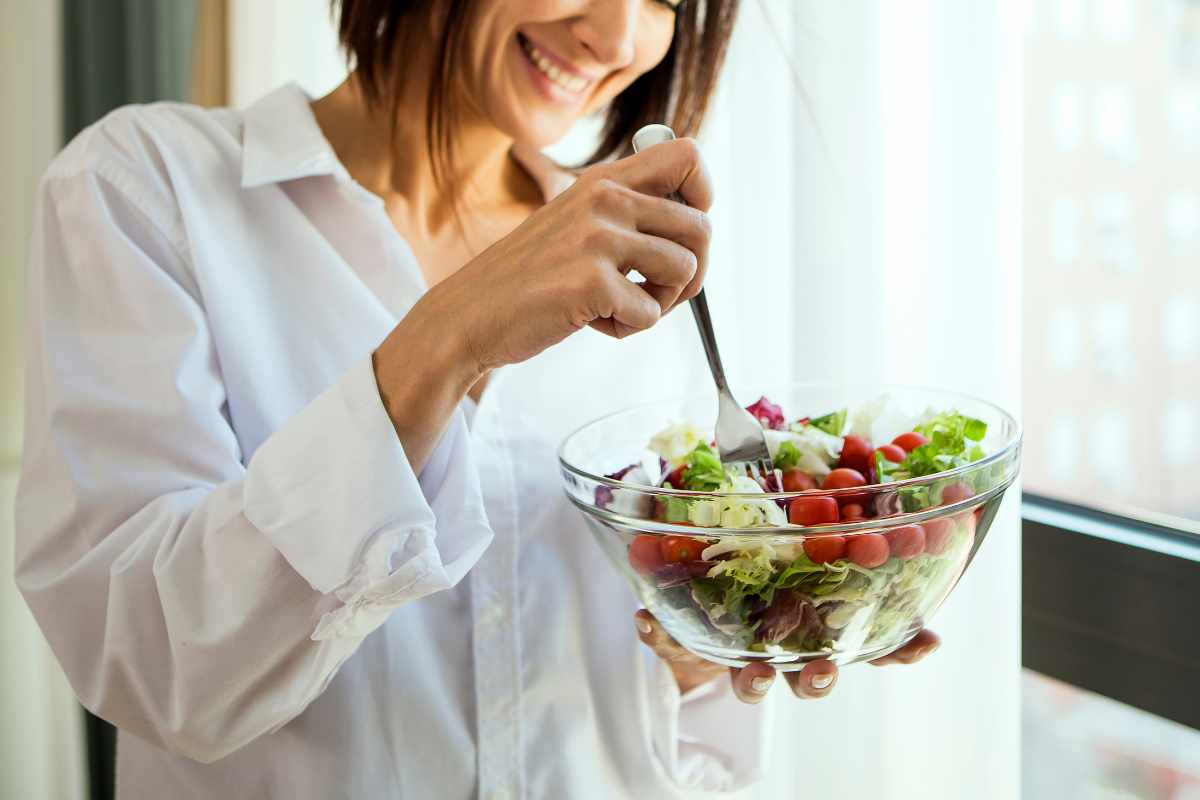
[[518, 34, 590, 95]]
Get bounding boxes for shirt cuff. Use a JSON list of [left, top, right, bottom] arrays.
[[647, 654, 772, 795], [243, 355, 493, 639]]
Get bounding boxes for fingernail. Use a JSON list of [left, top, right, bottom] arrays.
[[635, 618, 652, 635], [751, 677, 773, 693], [811, 674, 834, 690], [921, 643, 939, 658]]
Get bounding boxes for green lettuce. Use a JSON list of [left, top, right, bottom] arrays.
[[774, 440, 802, 471], [809, 408, 848, 437], [890, 410, 988, 480], [681, 441, 726, 491]]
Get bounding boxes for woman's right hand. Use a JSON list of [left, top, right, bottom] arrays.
[[373, 138, 714, 469], [436, 136, 714, 369]]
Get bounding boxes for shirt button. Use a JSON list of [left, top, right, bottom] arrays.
[[480, 602, 505, 626]]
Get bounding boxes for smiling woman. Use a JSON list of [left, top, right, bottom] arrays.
[[334, 0, 735, 184]]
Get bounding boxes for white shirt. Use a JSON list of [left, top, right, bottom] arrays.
[[15, 83, 768, 800]]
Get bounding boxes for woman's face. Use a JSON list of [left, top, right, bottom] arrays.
[[460, 0, 680, 147]]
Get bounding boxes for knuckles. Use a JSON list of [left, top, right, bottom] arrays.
[[584, 177, 628, 216]]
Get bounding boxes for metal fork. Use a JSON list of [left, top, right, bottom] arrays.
[[631, 124, 775, 482]]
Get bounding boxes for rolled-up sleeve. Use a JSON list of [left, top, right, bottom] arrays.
[[14, 158, 492, 763], [244, 354, 491, 641]]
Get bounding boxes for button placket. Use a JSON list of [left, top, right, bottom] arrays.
[[471, 393, 524, 800]]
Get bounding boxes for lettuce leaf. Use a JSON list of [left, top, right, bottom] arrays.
[[774, 440, 802, 471], [891, 410, 989, 480], [809, 408, 848, 437], [681, 441, 726, 491]]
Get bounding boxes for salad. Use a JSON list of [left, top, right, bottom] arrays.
[[596, 396, 992, 659]]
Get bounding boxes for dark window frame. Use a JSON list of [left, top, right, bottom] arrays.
[[1022, 493, 1200, 732]]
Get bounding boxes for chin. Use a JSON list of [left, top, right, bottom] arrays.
[[503, 113, 580, 152]]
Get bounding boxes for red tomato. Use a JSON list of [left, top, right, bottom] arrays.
[[921, 517, 955, 555], [781, 469, 817, 492], [875, 444, 906, 464], [803, 535, 847, 564], [841, 502, 866, 519], [659, 535, 702, 563], [664, 464, 687, 489], [822, 468, 867, 490], [838, 435, 874, 473], [847, 533, 890, 567], [788, 495, 840, 526], [892, 431, 929, 452], [883, 524, 926, 560], [628, 535, 667, 575], [940, 482, 974, 505]]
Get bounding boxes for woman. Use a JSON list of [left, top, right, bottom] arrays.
[[15, 1, 937, 797]]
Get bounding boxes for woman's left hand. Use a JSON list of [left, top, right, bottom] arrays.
[[634, 610, 941, 703]]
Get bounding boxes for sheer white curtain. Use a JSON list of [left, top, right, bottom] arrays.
[[228, 2, 1024, 797], [1, 1, 89, 798], [710, 3, 1024, 798]]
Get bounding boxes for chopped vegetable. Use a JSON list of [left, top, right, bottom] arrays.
[[745, 396, 786, 430], [810, 408, 848, 437]]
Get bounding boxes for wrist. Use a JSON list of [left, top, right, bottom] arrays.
[[372, 292, 482, 451]]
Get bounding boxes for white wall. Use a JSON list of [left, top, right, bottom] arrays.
[[1, 1, 88, 798], [227, 0, 347, 107]]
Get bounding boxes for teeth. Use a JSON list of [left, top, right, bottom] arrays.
[[522, 39, 588, 94]]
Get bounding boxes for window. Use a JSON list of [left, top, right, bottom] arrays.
[[1023, 1, 1200, 792], [1024, 0, 1200, 526]]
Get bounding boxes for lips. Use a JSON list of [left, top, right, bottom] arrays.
[[518, 34, 590, 94]]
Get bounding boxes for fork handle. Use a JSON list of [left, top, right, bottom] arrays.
[[687, 290, 730, 395], [631, 125, 733, 397]]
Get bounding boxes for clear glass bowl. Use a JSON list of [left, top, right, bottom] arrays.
[[558, 385, 1021, 670]]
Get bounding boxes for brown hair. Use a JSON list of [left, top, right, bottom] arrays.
[[331, 0, 740, 188]]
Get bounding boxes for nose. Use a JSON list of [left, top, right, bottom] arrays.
[[572, 0, 639, 69]]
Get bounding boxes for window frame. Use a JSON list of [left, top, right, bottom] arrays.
[[1021, 493, 1200, 732]]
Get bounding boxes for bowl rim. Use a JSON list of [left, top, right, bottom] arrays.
[[557, 381, 1022, 503], [566, 477, 1015, 536]]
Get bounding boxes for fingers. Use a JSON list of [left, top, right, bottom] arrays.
[[608, 138, 714, 212], [587, 269, 662, 340], [628, 195, 710, 308], [729, 662, 776, 704], [633, 609, 693, 662], [614, 231, 700, 313], [869, 629, 941, 666], [783, 660, 838, 699], [634, 610, 726, 693]]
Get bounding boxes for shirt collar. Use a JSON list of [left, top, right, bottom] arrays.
[[239, 82, 578, 201], [241, 83, 344, 188]]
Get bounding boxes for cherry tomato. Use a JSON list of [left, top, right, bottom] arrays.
[[838, 435, 874, 473], [940, 482, 974, 505], [822, 468, 867, 490], [628, 535, 667, 575], [803, 535, 847, 564], [781, 469, 817, 492], [875, 444, 906, 464], [659, 535, 702, 563], [788, 495, 840, 526], [883, 524, 926, 560], [840, 502, 866, 519], [921, 517, 955, 555], [892, 431, 929, 452], [664, 464, 687, 489], [847, 533, 890, 567]]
